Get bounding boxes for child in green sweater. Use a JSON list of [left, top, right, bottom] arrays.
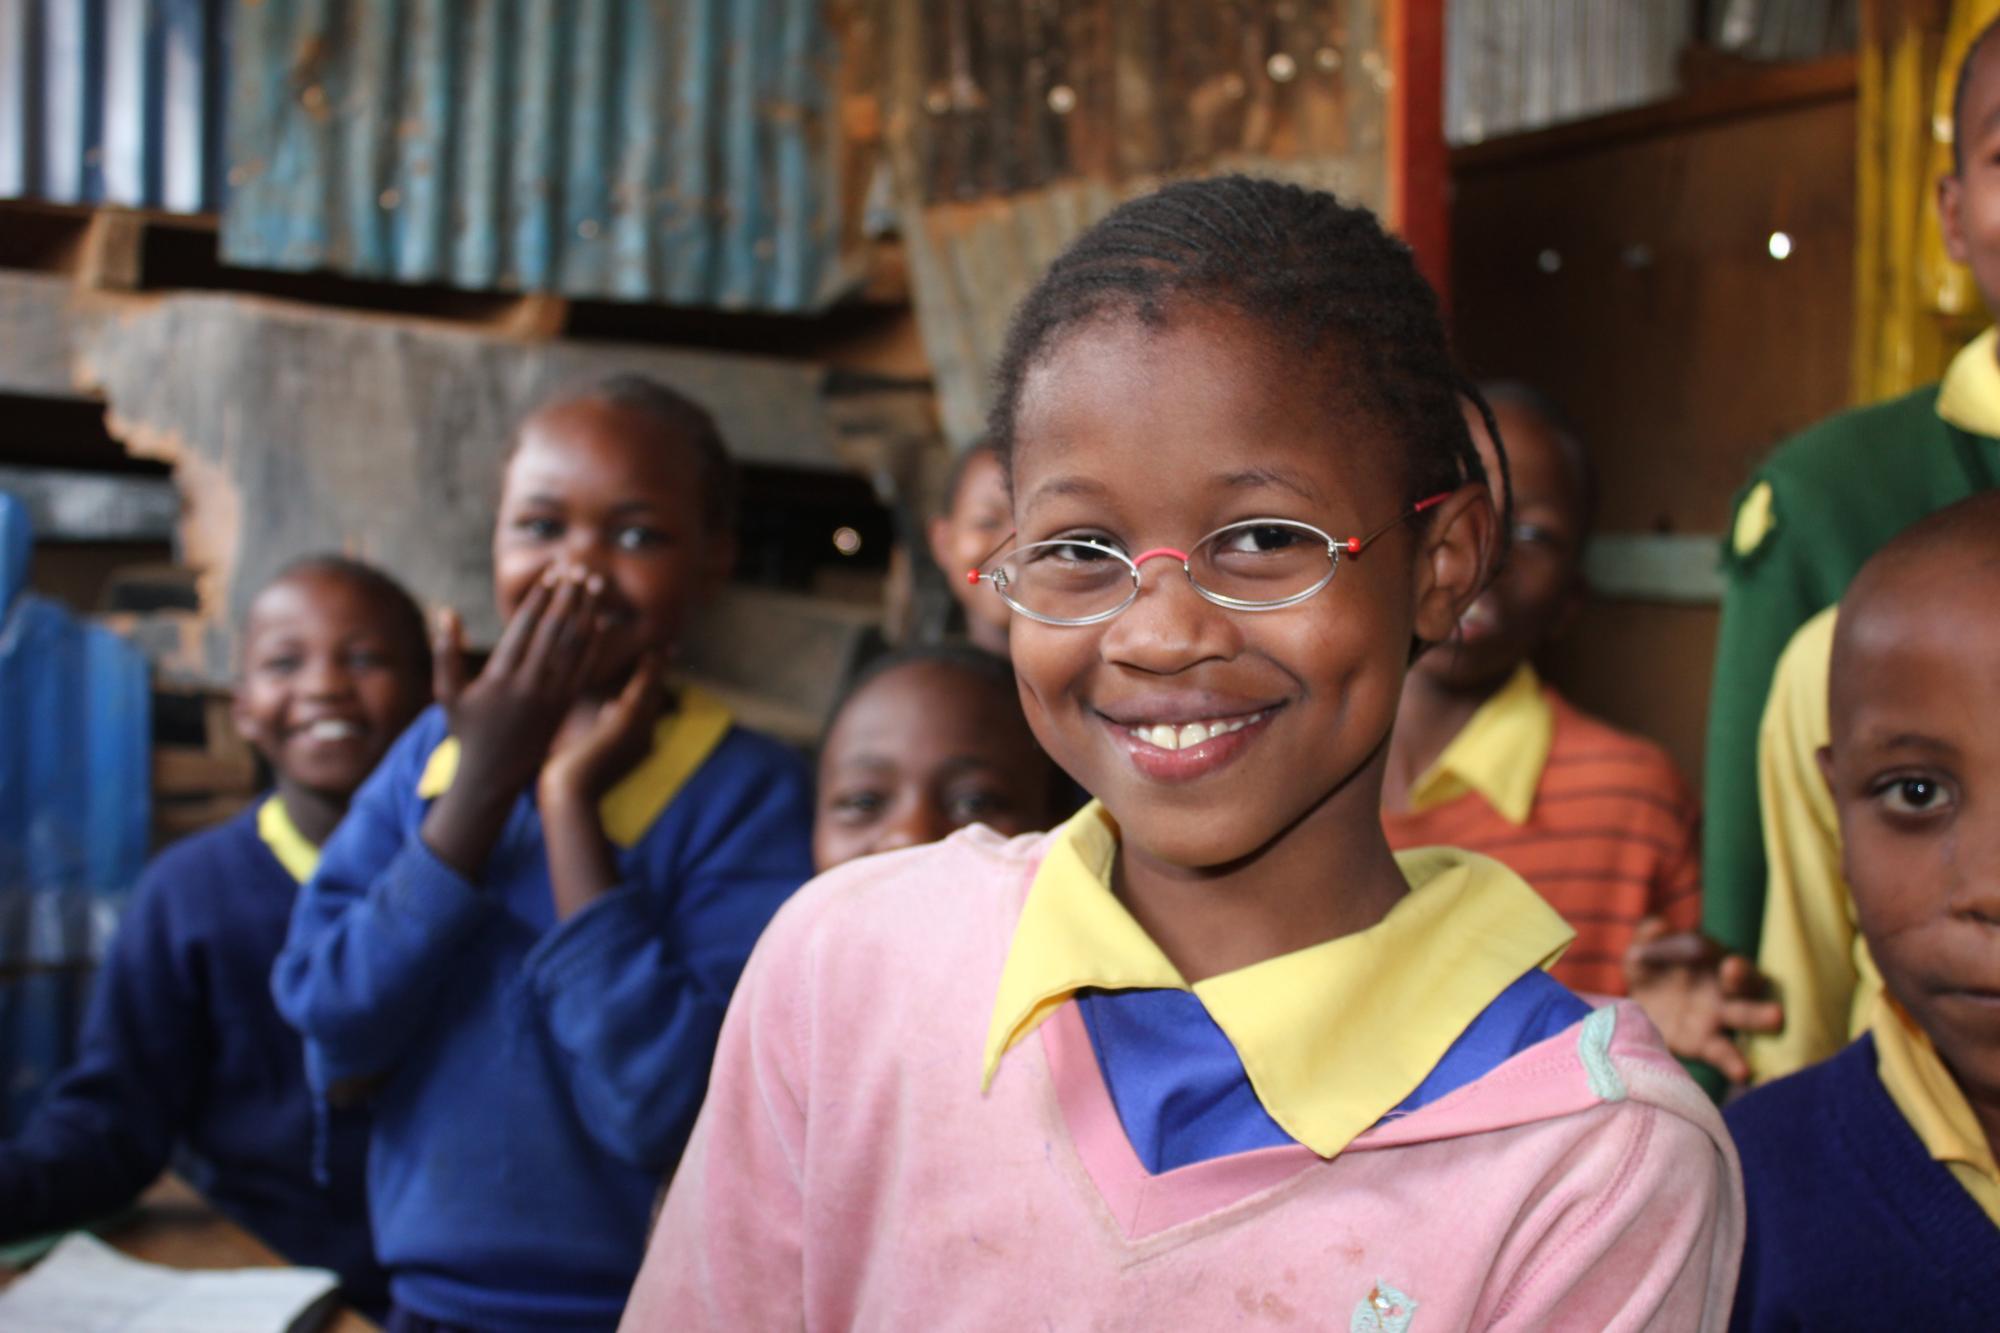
[[1704, 16, 2000, 969]]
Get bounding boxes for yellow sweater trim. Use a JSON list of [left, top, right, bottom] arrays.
[[256, 796, 321, 885], [415, 685, 734, 848]]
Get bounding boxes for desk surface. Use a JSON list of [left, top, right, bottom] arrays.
[[2, 1176, 377, 1332]]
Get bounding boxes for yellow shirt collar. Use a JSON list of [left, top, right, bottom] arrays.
[[982, 802, 1576, 1159], [415, 684, 734, 848], [1405, 663, 1553, 826], [257, 796, 321, 884], [1936, 327, 2000, 438], [1870, 991, 2000, 1226]]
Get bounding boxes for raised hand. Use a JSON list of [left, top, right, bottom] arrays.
[[540, 655, 668, 919], [421, 566, 606, 876], [1623, 918, 1786, 1084], [541, 653, 666, 807]]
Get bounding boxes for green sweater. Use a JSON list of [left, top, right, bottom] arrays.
[[1702, 384, 2000, 959]]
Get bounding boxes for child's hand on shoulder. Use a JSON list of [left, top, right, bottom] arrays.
[[539, 653, 667, 807], [1623, 918, 1784, 1083]]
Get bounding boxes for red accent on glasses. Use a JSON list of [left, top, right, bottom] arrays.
[[1345, 491, 1451, 556]]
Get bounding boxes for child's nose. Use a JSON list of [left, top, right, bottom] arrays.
[[563, 533, 612, 570], [1947, 827, 2000, 926], [871, 800, 954, 856], [299, 656, 354, 697], [1098, 562, 1237, 672]]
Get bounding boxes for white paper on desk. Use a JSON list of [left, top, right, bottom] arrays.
[[0, 1231, 339, 1333]]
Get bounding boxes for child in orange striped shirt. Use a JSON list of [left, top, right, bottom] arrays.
[[1382, 384, 1778, 1081], [1381, 387, 1698, 986]]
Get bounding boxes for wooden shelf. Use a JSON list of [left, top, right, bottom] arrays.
[[1453, 53, 1859, 174]]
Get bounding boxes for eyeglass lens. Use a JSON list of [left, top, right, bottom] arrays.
[[990, 520, 1335, 622]]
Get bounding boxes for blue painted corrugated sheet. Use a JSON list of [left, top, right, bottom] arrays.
[[0, 493, 152, 1133], [222, 1, 862, 311], [0, 0, 229, 213]]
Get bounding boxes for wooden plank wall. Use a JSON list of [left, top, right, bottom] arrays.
[[1450, 58, 1859, 784]]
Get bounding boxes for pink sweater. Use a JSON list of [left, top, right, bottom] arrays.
[[624, 826, 1743, 1330]]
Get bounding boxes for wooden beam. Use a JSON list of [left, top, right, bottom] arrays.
[[78, 289, 858, 669], [1452, 54, 1860, 175], [0, 466, 179, 542], [0, 272, 98, 399], [78, 209, 148, 290]]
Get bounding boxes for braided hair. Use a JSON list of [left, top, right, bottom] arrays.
[[988, 175, 1506, 541]]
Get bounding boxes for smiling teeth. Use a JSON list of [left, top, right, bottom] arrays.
[[1129, 712, 1266, 751], [306, 720, 361, 741]]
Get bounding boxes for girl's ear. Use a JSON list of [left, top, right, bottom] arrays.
[[1410, 484, 1496, 644], [1940, 174, 1971, 266]]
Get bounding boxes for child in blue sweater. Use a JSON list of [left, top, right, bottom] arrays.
[[0, 555, 433, 1313], [1727, 490, 2000, 1330], [272, 375, 816, 1333]]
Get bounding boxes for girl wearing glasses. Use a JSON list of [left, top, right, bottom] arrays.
[[624, 178, 1740, 1330]]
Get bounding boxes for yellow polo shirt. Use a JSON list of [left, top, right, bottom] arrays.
[[1403, 663, 1553, 826], [1938, 327, 2000, 436], [1746, 607, 1882, 1083], [1872, 993, 2000, 1227], [983, 802, 1576, 1159]]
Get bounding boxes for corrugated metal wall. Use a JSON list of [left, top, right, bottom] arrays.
[[1446, 0, 1694, 145], [0, 0, 229, 213], [221, 0, 866, 312], [1446, 0, 1857, 146], [1710, 0, 1857, 63], [879, 0, 1394, 448]]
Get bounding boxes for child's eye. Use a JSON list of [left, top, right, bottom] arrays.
[[1872, 774, 1956, 818], [614, 525, 671, 551], [1215, 523, 1311, 556], [830, 790, 887, 823], [1512, 522, 1560, 549], [1028, 537, 1122, 566], [346, 649, 389, 671], [258, 655, 303, 676], [947, 788, 1012, 824], [514, 516, 563, 541]]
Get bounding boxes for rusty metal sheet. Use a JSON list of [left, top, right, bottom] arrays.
[[878, 0, 1394, 447], [0, 0, 229, 213], [221, 0, 868, 312]]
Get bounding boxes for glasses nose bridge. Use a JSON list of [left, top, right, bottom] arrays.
[[1130, 546, 1192, 587]]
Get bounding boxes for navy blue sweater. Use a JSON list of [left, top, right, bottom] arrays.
[[0, 804, 384, 1309], [272, 703, 815, 1333], [1726, 1034, 2000, 1330]]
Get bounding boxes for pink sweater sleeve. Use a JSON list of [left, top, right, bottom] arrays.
[[1481, 1085, 1743, 1331], [619, 900, 810, 1331]]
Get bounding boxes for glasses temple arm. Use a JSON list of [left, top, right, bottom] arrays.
[[1343, 492, 1454, 556], [966, 531, 1019, 584]]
